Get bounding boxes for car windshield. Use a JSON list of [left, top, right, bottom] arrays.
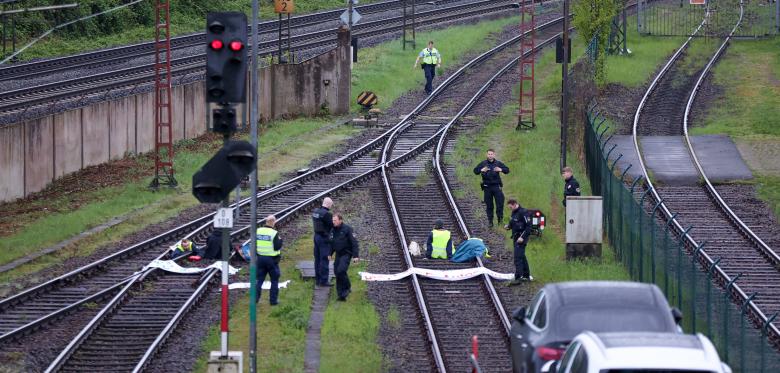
[[557, 307, 670, 336], [601, 370, 715, 373]]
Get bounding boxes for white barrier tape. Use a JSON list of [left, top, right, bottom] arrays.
[[143, 259, 240, 275], [359, 266, 514, 282], [227, 280, 291, 290]]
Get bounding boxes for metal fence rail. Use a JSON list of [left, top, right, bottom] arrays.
[[583, 106, 780, 372], [637, 0, 778, 37]]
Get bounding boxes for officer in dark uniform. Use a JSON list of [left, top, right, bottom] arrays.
[[506, 199, 532, 285], [329, 213, 360, 301], [473, 149, 510, 227], [256, 215, 283, 305], [312, 197, 334, 287], [561, 166, 581, 206]]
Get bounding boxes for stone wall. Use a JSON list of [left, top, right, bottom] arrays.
[[0, 30, 352, 202]]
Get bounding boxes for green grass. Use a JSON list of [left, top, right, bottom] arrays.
[[193, 226, 315, 373], [14, 0, 382, 60], [452, 46, 630, 284], [689, 38, 780, 139], [352, 16, 517, 112], [756, 176, 780, 221], [0, 117, 359, 278], [604, 17, 685, 87], [319, 262, 385, 372]]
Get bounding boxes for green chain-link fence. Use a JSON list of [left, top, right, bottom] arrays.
[[583, 105, 780, 372]]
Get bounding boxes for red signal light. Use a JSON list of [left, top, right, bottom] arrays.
[[229, 40, 244, 51], [535, 211, 541, 217], [536, 346, 564, 361], [210, 40, 224, 50]]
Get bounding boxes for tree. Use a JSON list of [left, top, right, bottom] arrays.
[[572, 0, 620, 83]]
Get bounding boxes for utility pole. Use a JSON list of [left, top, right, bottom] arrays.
[[348, 0, 353, 30], [248, 0, 260, 372], [560, 0, 570, 171]]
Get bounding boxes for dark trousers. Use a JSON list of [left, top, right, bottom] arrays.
[[313, 233, 331, 285], [423, 64, 436, 94], [483, 185, 505, 224], [334, 253, 352, 298], [514, 241, 530, 279], [256, 255, 280, 305]]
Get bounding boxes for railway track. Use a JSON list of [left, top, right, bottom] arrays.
[[0, 0, 522, 117], [0, 0, 466, 82], [3, 14, 568, 371], [632, 0, 780, 348]]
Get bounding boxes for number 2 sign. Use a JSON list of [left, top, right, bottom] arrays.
[[275, 0, 294, 14]]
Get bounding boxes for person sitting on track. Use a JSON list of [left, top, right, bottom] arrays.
[[426, 218, 453, 260], [170, 238, 197, 260]]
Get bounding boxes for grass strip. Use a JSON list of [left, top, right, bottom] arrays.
[[452, 46, 630, 284]]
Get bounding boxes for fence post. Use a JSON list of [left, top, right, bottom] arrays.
[[740, 292, 757, 372], [663, 213, 678, 296], [617, 165, 632, 252], [706, 257, 722, 338], [598, 126, 610, 146], [676, 226, 693, 311], [691, 242, 706, 333], [723, 273, 742, 362], [637, 188, 653, 278], [628, 176, 644, 263], [608, 154, 622, 244], [761, 313, 778, 372], [648, 199, 664, 283]]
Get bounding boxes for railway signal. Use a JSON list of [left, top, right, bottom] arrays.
[[205, 12, 248, 104], [192, 141, 256, 203]]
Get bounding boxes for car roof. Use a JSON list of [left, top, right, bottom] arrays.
[[543, 281, 666, 309], [576, 332, 723, 371]]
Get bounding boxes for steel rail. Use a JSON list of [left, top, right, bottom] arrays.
[[0, 0, 520, 114], [376, 20, 566, 371], [0, 0, 425, 80], [632, 0, 780, 345], [43, 14, 569, 370]]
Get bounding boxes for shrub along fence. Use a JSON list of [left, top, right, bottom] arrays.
[[583, 104, 780, 372]]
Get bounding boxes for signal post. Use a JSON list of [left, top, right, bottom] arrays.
[[196, 12, 256, 373]]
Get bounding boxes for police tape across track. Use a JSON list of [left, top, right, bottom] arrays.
[[13, 13, 573, 373]]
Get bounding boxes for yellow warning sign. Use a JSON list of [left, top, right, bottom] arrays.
[[275, 0, 294, 13], [357, 91, 378, 107]]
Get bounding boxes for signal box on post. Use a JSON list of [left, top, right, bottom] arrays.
[[205, 12, 248, 104]]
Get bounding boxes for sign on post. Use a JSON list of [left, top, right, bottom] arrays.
[[214, 207, 234, 228], [274, 0, 294, 13], [689, 0, 705, 4], [340, 9, 362, 25]]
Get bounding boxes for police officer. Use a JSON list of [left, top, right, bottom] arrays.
[[256, 215, 283, 305], [312, 197, 334, 287], [473, 148, 510, 227], [506, 199, 532, 285], [413, 40, 442, 95], [561, 166, 581, 206], [329, 214, 360, 301], [426, 219, 453, 259]]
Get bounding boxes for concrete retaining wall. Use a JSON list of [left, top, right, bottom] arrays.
[[0, 30, 351, 203]]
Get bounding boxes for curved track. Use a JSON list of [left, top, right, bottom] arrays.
[[632, 0, 780, 348], [3, 14, 568, 371]]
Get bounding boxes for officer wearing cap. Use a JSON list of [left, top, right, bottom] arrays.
[[256, 215, 283, 305], [506, 199, 532, 285], [312, 197, 334, 287], [426, 219, 453, 259], [561, 166, 581, 206], [473, 148, 510, 227]]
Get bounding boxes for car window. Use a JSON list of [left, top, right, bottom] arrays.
[[557, 306, 670, 337], [570, 346, 588, 373], [532, 295, 547, 328], [527, 290, 545, 320], [559, 341, 580, 373]]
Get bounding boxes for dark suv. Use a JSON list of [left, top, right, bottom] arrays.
[[510, 281, 682, 373]]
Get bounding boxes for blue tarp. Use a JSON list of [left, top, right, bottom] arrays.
[[451, 238, 488, 262]]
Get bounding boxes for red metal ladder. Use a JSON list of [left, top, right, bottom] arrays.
[[517, 0, 536, 130], [151, 0, 177, 188]]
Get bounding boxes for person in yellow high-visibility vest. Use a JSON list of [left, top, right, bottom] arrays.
[[426, 219, 453, 259], [413, 40, 442, 95], [256, 214, 283, 305]]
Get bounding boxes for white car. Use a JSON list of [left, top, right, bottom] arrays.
[[548, 331, 731, 373]]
